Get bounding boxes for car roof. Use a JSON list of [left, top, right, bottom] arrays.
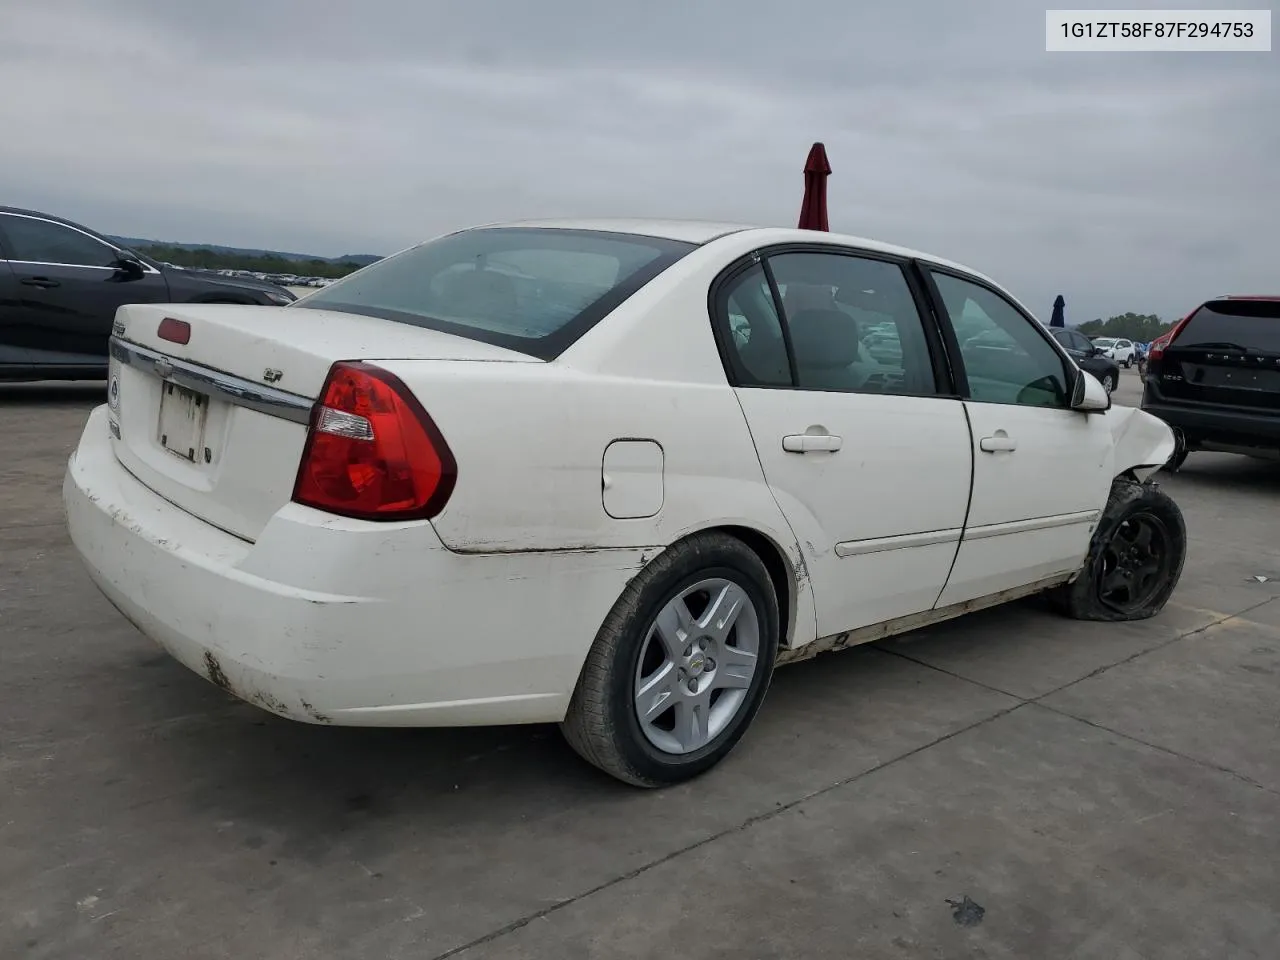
[[0, 205, 83, 228], [472, 217, 997, 284], [472, 218, 755, 244]]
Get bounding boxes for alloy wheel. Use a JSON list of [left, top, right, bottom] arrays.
[[633, 577, 761, 755]]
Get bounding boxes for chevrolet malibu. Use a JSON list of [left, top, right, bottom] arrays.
[[64, 220, 1186, 787]]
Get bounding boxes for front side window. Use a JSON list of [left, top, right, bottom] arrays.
[[1, 215, 120, 268], [931, 271, 1070, 408], [296, 227, 694, 359], [766, 251, 937, 395]]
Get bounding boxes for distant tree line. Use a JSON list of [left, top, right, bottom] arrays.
[[1077, 312, 1171, 342], [131, 243, 365, 279]]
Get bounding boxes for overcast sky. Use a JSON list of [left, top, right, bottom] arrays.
[[1, 0, 1275, 324]]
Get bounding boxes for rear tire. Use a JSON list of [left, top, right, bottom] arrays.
[[1049, 478, 1186, 622], [561, 532, 779, 787]]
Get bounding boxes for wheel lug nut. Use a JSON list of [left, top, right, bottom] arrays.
[[687, 679, 697, 692]]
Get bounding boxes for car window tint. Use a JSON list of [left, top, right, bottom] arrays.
[[297, 228, 693, 359], [1, 215, 119, 268], [716, 263, 791, 386], [767, 252, 936, 395], [1178, 299, 1280, 353], [931, 271, 1069, 408]]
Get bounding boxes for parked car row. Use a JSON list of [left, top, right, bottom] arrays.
[[61, 216, 1187, 786], [1, 206, 296, 382]]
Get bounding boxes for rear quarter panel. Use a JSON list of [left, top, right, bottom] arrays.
[[374, 236, 819, 647]]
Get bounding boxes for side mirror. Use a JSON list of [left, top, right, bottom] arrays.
[[112, 254, 145, 280], [1071, 369, 1111, 412]]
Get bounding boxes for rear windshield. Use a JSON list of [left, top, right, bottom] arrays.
[[294, 227, 695, 359], [1178, 299, 1280, 353]]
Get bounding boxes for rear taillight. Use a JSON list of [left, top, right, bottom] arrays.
[[1148, 309, 1195, 361], [292, 362, 456, 521]]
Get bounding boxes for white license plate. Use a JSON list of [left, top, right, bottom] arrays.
[[158, 382, 209, 462]]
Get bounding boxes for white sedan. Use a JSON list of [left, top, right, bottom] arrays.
[[64, 220, 1186, 787]]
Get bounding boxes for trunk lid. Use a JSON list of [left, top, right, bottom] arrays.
[[108, 302, 537, 541], [1157, 299, 1280, 412]]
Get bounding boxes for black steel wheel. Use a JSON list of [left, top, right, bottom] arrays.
[[1049, 478, 1186, 621], [1096, 511, 1176, 615]]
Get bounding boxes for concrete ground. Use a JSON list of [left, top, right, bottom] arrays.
[[3, 369, 1278, 959]]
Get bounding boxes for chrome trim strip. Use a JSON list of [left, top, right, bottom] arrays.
[[110, 337, 314, 425], [964, 509, 1099, 542], [4, 260, 161, 274], [835, 527, 963, 558]]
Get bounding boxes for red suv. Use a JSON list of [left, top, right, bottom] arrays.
[[1141, 295, 1280, 470]]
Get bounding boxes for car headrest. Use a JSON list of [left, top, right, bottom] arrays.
[[787, 309, 861, 368], [783, 283, 836, 314]]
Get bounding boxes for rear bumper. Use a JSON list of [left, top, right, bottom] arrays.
[[64, 405, 646, 726], [1140, 394, 1280, 449]]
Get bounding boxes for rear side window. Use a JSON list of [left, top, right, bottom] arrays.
[[768, 252, 937, 396], [296, 228, 694, 360], [718, 263, 791, 386], [1178, 300, 1280, 353]]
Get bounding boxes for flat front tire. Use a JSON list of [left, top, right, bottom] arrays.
[[1050, 478, 1186, 621], [561, 532, 780, 787]]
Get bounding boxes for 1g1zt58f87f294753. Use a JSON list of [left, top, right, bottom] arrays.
[[64, 219, 1186, 787]]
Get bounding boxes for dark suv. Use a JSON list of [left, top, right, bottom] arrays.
[[1142, 296, 1280, 469], [1, 206, 296, 382]]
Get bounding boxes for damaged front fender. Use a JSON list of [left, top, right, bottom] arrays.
[[1107, 405, 1175, 482]]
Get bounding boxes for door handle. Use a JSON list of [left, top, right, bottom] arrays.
[[783, 433, 843, 453], [979, 433, 1017, 453], [20, 277, 60, 289]]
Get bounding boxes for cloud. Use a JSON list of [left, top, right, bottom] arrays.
[[1, 0, 1274, 322]]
